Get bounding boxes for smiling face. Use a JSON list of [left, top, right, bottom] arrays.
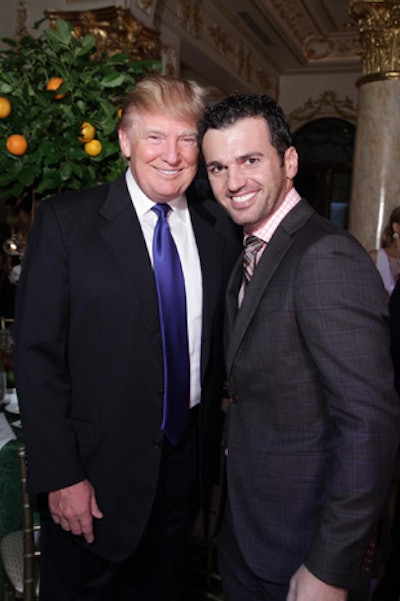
[[202, 116, 298, 232], [118, 109, 199, 204]]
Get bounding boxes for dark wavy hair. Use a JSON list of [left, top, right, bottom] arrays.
[[198, 93, 293, 164], [381, 207, 400, 248]]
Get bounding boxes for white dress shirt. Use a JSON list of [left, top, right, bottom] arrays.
[[125, 169, 203, 408]]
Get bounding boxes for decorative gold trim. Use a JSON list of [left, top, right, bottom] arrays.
[[269, 0, 359, 63], [350, 2, 400, 76], [45, 6, 161, 61], [236, 42, 252, 81], [357, 70, 400, 85], [304, 32, 361, 61], [208, 24, 233, 55], [14, 0, 28, 42], [288, 91, 358, 132], [178, 0, 202, 39]]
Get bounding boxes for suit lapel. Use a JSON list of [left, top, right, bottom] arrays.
[[98, 179, 230, 379], [226, 200, 314, 374], [189, 202, 225, 381], [98, 175, 162, 363]]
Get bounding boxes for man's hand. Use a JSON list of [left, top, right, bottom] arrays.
[[48, 479, 103, 544], [287, 565, 347, 601]]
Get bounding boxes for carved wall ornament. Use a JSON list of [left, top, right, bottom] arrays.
[[256, 69, 279, 99], [178, 0, 202, 39], [135, 0, 156, 17], [236, 42, 252, 81], [268, 0, 313, 45], [288, 91, 358, 132], [45, 6, 161, 61], [268, 0, 359, 63], [14, 0, 28, 42], [162, 44, 179, 76], [350, 1, 400, 79], [304, 32, 361, 61], [208, 24, 234, 55]]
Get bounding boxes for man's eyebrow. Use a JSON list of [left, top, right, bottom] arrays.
[[237, 151, 264, 161], [205, 160, 223, 168]]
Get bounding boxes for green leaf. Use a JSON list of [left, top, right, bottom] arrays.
[[75, 35, 96, 57], [99, 72, 127, 88], [0, 17, 160, 209], [44, 19, 73, 50], [17, 167, 37, 186]]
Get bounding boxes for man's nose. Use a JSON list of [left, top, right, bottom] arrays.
[[227, 166, 245, 191], [161, 139, 180, 164]]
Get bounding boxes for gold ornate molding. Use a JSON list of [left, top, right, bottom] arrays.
[[208, 24, 233, 55], [14, 0, 28, 42], [304, 32, 360, 61], [269, 0, 359, 63], [178, 0, 202, 39], [134, 0, 156, 18], [45, 6, 161, 61], [349, 1, 400, 79], [288, 91, 358, 132], [236, 42, 252, 81], [256, 69, 279, 100]]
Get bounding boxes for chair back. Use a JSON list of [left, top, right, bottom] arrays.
[[18, 443, 40, 601]]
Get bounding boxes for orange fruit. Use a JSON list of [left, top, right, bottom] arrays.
[[6, 134, 28, 156], [84, 139, 102, 157], [0, 97, 11, 119], [79, 122, 96, 143], [46, 77, 65, 99]]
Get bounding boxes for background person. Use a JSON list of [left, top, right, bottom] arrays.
[[14, 74, 241, 601], [369, 207, 400, 295], [198, 93, 400, 601]]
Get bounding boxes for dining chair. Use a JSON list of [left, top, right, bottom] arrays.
[[0, 318, 14, 331], [0, 443, 40, 601]]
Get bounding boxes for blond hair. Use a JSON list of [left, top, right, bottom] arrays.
[[119, 74, 207, 131]]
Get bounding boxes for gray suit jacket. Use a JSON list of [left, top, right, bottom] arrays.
[[223, 199, 400, 590]]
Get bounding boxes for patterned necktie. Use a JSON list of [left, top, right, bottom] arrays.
[[152, 203, 190, 446], [243, 235, 265, 288]]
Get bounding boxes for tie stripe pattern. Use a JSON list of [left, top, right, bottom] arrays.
[[243, 235, 265, 287]]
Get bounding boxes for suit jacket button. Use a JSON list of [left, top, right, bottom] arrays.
[[153, 438, 162, 449]]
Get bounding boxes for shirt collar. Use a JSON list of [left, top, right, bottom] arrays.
[[125, 169, 188, 222], [245, 187, 301, 244]]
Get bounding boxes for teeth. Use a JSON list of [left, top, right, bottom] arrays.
[[232, 192, 254, 203], [158, 169, 180, 175]]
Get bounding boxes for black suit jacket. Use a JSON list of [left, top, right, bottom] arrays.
[[222, 199, 400, 590], [14, 173, 241, 561]]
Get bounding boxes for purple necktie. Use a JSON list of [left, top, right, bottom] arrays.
[[152, 203, 190, 445]]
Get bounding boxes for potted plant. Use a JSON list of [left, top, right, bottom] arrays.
[[0, 17, 160, 215]]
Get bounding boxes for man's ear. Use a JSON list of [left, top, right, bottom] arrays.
[[284, 146, 299, 180], [118, 128, 130, 159]]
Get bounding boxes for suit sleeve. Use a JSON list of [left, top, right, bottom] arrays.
[[296, 232, 400, 588], [14, 199, 86, 493], [389, 281, 400, 396]]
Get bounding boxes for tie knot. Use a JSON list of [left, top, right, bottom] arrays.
[[242, 235, 265, 291], [152, 203, 171, 220], [244, 235, 265, 254]]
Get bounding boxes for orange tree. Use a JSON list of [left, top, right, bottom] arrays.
[[0, 18, 160, 209]]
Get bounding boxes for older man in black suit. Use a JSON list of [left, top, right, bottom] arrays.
[[14, 75, 241, 601], [199, 93, 400, 601]]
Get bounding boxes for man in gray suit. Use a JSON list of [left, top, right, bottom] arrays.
[[198, 93, 400, 601]]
